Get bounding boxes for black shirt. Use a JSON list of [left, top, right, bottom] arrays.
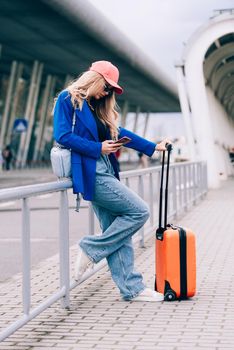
[[88, 99, 108, 142], [92, 110, 108, 142]]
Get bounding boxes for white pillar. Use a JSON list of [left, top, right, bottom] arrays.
[[17, 61, 40, 166], [33, 74, 53, 162], [180, 13, 234, 188], [64, 74, 73, 87], [121, 100, 128, 128], [22, 63, 43, 167], [39, 76, 57, 158], [175, 63, 196, 161], [185, 62, 219, 188], [143, 112, 150, 138], [0, 61, 18, 149], [133, 106, 140, 133], [21, 62, 44, 167], [6, 63, 24, 146]]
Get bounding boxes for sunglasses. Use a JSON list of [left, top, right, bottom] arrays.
[[103, 84, 113, 94]]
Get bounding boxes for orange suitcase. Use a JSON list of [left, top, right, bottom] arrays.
[[155, 145, 196, 301]]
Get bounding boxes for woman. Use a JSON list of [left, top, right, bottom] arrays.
[[53, 60, 171, 302]]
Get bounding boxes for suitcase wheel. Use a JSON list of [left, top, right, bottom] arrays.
[[164, 290, 176, 301]]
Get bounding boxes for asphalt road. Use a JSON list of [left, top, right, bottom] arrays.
[[0, 192, 101, 282], [0, 162, 155, 283], [0, 168, 95, 282]]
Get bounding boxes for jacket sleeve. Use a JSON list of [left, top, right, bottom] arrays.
[[118, 127, 157, 157], [53, 91, 102, 159]]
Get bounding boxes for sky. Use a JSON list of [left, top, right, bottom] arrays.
[[89, 0, 233, 79], [88, 0, 233, 140]]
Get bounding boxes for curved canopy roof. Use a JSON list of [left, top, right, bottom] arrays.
[[204, 32, 234, 119], [0, 0, 180, 113]]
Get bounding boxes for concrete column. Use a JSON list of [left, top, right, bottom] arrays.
[[17, 61, 40, 166], [64, 74, 73, 87], [21, 62, 44, 167], [186, 63, 219, 188], [5, 63, 24, 146], [175, 62, 196, 161], [142, 112, 150, 138], [133, 106, 140, 133], [121, 100, 128, 128], [33, 74, 53, 162], [0, 61, 18, 149], [206, 86, 234, 180], [39, 76, 57, 160]]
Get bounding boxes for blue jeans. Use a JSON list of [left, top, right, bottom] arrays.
[[79, 155, 150, 300]]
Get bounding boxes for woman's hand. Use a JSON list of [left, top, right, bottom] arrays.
[[155, 138, 172, 152], [101, 140, 121, 155]]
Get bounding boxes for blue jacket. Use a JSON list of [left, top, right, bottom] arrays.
[[53, 90, 157, 200]]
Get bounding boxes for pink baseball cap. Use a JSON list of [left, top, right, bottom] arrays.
[[89, 60, 123, 94]]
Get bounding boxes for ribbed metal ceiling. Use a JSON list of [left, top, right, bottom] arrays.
[[0, 0, 180, 113], [204, 33, 234, 119]]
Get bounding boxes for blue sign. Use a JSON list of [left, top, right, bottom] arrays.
[[13, 119, 28, 133]]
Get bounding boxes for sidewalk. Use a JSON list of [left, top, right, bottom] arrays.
[[0, 168, 57, 189], [0, 161, 140, 190], [0, 178, 234, 349]]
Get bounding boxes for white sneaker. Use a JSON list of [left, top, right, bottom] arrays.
[[131, 288, 164, 302], [75, 247, 94, 281]]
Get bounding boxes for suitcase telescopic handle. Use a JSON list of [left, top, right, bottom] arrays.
[[165, 143, 173, 152], [156, 143, 172, 240], [164, 143, 172, 229]]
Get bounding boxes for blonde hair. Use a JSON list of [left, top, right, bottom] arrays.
[[65, 70, 120, 140]]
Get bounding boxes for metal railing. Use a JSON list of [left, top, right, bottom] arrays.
[[0, 160, 207, 341]]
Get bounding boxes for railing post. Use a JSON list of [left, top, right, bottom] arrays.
[[201, 163, 204, 196], [149, 172, 154, 226], [188, 164, 191, 206], [196, 163, 200, 200], [22, 197, 31, 315], [172, 167, 177, 219], [192, 163, 196, 204], [125, 177, 130, 188], [202, 162, 207, 197], [138, 175, 145, 247], [204, 162, 208, 193], [183, 165, 188, 211], [178, 166, 182, 215], [89, 202, 95, 235], [198, 162, 202, 198], [59, 190, 70, 309], [156, 171, 161, 225]]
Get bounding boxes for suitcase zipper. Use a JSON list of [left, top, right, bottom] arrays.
[[179, 227, 187, 299], [165, 224, 188, 299]]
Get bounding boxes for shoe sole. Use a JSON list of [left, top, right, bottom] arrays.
[[128, 296, 164, 302]]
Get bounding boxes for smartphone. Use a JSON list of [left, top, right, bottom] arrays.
[[113, 136, 132, 145]]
